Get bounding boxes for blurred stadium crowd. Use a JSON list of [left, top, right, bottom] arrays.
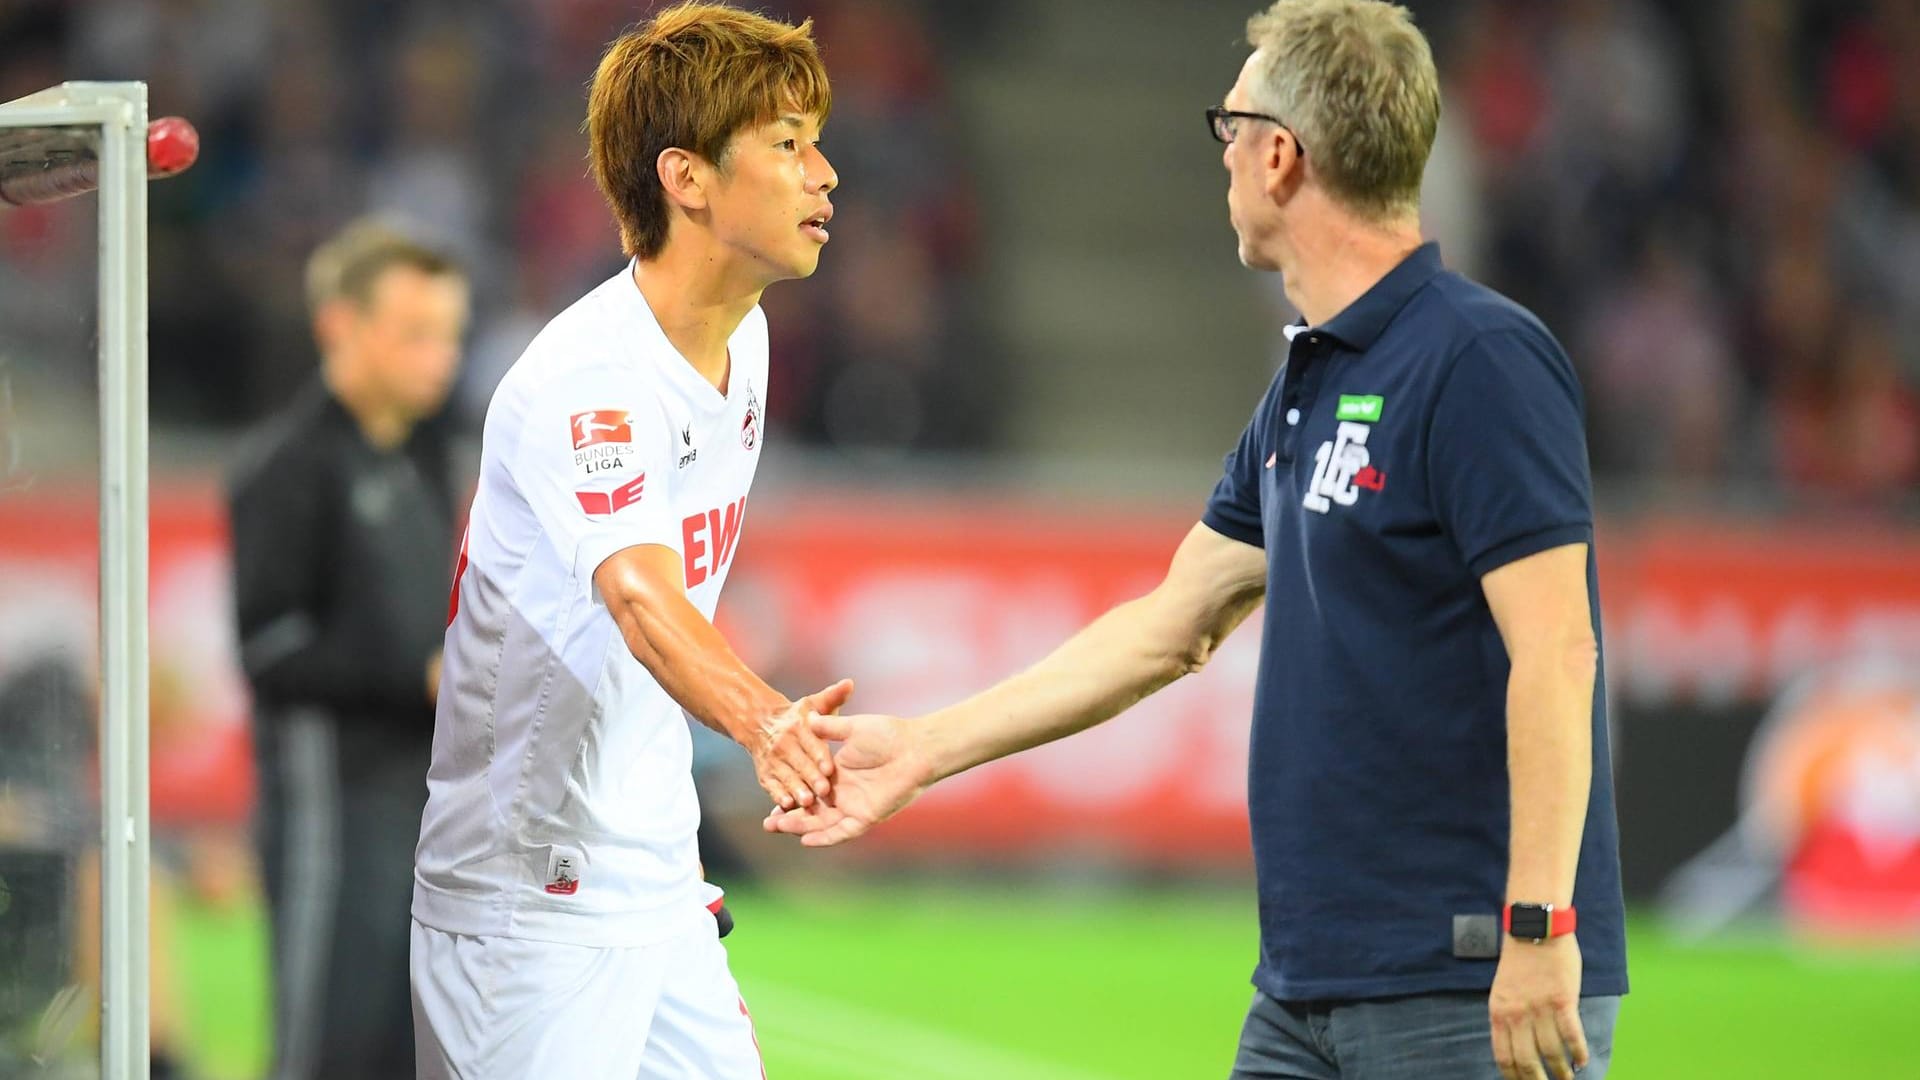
[[3, 0, 1918, 503], [1427, 0, 1920, 511], [1, 0, 988, 451]]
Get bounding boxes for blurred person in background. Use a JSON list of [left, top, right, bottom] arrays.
[[1577, 229, 1735, 482], [771, 0, 990, 451], [0, 657, 188, 1078], [229, 220, 467, 1080], [1773, 315, 1920, 506], [769, 2, 1627, 1078], [410, 6, 850, 1076]]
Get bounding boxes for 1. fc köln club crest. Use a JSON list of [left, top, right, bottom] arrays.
[[741, 385, 760, 450]]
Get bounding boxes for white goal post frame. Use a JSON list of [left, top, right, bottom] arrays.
[[0, 82, 152, 1080]]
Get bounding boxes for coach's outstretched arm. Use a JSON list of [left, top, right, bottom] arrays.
[[596, 544, 848, 812], [763, 522, 1267, 846]]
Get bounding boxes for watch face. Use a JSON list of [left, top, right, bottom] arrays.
[[1509, 905, 1551, 940]]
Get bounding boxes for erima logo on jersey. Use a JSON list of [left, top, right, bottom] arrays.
[[576, 473, 646, 516], [677, 423, 698, 469]]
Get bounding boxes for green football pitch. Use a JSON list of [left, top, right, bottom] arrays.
[[174, 883, 1917, 1078]]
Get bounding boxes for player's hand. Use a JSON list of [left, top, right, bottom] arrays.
[[426, 650, 443, 703], [1489, 934, 1587, 1080], [760, 712, 932, 846], [744, 678, 851, 811]]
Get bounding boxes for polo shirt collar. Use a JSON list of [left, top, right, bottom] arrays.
[[1314, 241, 1444, 351]]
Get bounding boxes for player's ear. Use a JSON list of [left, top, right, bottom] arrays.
[[657, 147, 708, 211], [312, 296, 354, 353]]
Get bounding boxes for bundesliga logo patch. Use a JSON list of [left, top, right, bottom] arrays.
[[571, 409, 633, 476], [571, 409, 630, 449]]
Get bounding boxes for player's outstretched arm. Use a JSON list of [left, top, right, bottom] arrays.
[[595, 542, 849, 811], [765, 522, 1265, 845]]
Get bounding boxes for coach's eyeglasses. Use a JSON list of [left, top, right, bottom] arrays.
[[1207, 106, 1306, 157]]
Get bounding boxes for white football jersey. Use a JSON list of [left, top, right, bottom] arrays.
[[413, 262, 767, 947]]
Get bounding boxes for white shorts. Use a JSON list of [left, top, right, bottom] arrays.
[[409, 910, 765, 1079]]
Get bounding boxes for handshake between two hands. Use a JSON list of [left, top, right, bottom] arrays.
[[739, 678, 930, 848]]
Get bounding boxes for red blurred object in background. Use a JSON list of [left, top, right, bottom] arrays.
[[146, 115, 199, 176]]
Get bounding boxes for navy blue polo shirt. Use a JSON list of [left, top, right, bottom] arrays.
[[1203, 243, 1628, 1002]]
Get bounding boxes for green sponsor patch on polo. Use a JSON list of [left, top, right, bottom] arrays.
[[1335, 394, 1384, 422]]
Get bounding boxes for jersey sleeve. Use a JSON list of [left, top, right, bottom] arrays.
[[507, 364, 682, 587], [1202, 375, 1278, 548], [1426, 328, 1595, 577]]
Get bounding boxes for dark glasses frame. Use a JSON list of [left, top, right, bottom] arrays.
[[1206, 106, 1307, 157]]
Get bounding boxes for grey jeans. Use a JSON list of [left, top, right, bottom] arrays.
[[1231, 990, 1621, 1079]]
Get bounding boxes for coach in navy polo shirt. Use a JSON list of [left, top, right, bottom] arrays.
[[1203, 236, 1630, 1023], [766, 2, 1626, 1077]]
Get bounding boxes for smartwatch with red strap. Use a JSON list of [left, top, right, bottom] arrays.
[[1504, 902, 1577, 943]]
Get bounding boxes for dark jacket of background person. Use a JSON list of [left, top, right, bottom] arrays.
[[230, 378, 456, 727], [227, 375, 457, 1079]]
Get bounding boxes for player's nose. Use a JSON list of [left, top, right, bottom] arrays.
[[806, 144, 838, 194]]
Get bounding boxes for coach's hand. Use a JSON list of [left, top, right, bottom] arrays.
[[1490, 934, 1587, 1080], [760, 713, 931, 846], [745, 678, 852, 811]]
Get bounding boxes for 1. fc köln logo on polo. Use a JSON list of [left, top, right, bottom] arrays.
[[1304, 421, 1387, 513], [1303, 394, 1388, 513]]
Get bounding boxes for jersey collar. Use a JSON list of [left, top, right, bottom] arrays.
[[616, 259, 737, 415], [1316, 241, 1445, 353]]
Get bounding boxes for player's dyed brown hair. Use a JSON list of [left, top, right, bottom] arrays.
[[588, 2, 833, 260], [304, 219, 461, 315]]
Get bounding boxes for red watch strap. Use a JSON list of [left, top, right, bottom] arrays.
[[1502, 903, 1578, 937], [1550, 904, 1576, 936]]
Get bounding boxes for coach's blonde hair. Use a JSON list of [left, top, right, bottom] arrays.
[[304, 219, 460, 316], [1244, 0, 1438, 222], [588, 2, 832, 260]]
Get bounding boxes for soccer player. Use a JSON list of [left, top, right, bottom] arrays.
[[766, 3, 1627, 1079], [410, 5, 845, 1076]]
